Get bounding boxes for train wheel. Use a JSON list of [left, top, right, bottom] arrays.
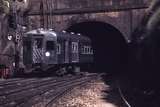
[[66, 66, 74, 74], [70, 66, 82, 75], [56, 67, 67, 76]]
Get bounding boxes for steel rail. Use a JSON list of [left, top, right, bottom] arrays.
[[16, 75, 87, 107], [0, 78, 38, 86], [45, 74, 98, 107], [0, 78, 54, 93], [0, 76, 82, 106], [0, 76, 77, 97], [116, 80, 131, 107]]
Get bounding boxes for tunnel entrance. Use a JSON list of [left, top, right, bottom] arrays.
[[66, 21, 128, 74]]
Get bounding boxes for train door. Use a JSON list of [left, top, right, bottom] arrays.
[[32, 37, 43, 64], [23, 37, 32, 65], [64, 41, 69, 63], [45, 40, 57, 64], [71, 42, 79, 63]]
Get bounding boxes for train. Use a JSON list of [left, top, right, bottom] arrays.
[[0, 28, 94, 77]]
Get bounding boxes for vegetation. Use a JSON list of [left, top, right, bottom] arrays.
[[0, 0, 10, 47], [0, 0, 10, 15]]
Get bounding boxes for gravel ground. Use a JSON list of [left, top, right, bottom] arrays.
[[51, 79, 118, 107]]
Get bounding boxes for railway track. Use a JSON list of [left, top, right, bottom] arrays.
[[0, 73, 99, 107], [45, 74, 98, 107]]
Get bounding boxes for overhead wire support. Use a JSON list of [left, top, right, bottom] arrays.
[[49, 0, 53, 28], [46, 0, 49, 29], [40, 0, 44, 28]]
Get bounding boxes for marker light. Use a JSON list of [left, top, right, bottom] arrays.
[[71, 32, 74, 34], [62, 30, 66, 33], [45, 52, 50, 57], [77, 33, 81, 35], [13, 62, 15, 67]]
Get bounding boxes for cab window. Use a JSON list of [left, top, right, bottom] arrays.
[[34, 38, 42, 49], [46, 41, 54, 50]]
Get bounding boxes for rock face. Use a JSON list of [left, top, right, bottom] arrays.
[[0, 0, 28, 68], [0, 0, 9, 39], [0, 0, 10, 67]]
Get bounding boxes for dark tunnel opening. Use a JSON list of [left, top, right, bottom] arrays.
[[66, 21, 128, 75]]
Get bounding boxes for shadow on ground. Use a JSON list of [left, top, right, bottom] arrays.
[[100, 56, 160, 107]]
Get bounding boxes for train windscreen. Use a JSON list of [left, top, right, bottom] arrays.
[[33, 38, 43, 49], [46, 41, 55, 50]]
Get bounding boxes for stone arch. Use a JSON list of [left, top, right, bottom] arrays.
[[66, 21, 128, 74]]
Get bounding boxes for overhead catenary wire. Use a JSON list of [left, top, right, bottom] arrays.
[[47, 0, 52, 28], [40, 0, 44, 28], [45, 0, 48, 29], [49, 0, 52, 28]]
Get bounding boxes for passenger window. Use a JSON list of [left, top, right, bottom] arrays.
[[83, 46, 85, 54], [89, 46, 92, 54], [75, 45, 78, 52], [82, 47, 84, 54], [87, 46, 89, 54], [91, 49, 93, 54], [57, 43, 61, 54], [85, 47, 88, 54], [85, 46, 87, 54], [82, 46, 92, 54], [46, 41, 54, 50], [72, 42, 78, 53], [88, 47, 90, 54], [72, 43, 74, 52], [89, 47, 93, 54]]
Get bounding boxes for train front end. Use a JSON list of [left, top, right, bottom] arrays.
[[23, 29, 57, 72]]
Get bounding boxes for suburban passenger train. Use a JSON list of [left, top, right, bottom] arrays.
[[0, 28, 94, 77], [23, 28, 93, 74]]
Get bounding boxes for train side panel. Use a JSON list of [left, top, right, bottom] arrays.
[[79, 41, 93, 63], [57, 39, 65, 64]]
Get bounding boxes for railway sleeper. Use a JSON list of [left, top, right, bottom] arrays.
[[0, 76, 77, 96], [0, 76, 82, 105], [18, 75, 97, 107]]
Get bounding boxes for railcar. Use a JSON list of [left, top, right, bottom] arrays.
[[22, 28, 93, 74]]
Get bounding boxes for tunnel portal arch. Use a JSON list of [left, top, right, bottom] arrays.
[[66, 21, 128, 74]]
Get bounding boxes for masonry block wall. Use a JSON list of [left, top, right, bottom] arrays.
[[26, 0, 150, 41]]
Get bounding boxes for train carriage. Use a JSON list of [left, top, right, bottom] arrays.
[[22, 28, 93, 74]]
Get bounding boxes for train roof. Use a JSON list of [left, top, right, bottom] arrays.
[[57, 31, 91, 42], [25, 29, 57, 37], [25, 29, 91, 42]]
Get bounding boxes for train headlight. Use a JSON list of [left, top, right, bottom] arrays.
[[45, 52, 50, 57], [8, 35, 12, 40]]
